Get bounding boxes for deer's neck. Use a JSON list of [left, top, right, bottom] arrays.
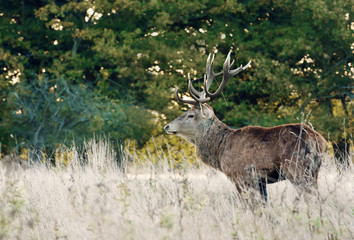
[[195, 117, 231, 170]]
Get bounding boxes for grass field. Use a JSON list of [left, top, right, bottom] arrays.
[[0, 140, 353, 240]]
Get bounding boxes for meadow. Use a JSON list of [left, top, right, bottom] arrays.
[[0, 140, 353, 240]]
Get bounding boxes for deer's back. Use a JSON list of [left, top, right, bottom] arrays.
[[219, 123, 326, 179]]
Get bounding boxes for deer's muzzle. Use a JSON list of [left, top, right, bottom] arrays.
[[164, 125, 177, 134]]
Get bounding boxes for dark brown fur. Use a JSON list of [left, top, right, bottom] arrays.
[[195, 107, 326, 194], [165, 104, 326, 199]]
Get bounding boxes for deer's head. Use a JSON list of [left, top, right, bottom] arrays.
[[164, 51, 251, 144]]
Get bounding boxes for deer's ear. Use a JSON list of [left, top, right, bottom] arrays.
[[200, 104, 213, 119]]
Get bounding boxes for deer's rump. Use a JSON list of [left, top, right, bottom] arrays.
[[220, 123, 326, 182]]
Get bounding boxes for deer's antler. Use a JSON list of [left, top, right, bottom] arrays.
[[175, 51, 251, 105]]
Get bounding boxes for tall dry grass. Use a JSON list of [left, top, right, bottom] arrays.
[[0, 139, 353, 240]]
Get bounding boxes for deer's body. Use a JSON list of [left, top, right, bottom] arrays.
[[166, 104, 326, 196], [165, 51, 326, 200]]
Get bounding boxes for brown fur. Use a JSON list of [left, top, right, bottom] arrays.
[[165, 104, 327, 198]]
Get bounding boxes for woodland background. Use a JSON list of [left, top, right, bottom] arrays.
[[0, 0, 352, 162]]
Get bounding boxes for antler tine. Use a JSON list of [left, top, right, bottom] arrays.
[[243, 60, 252, 70], [174, 51, 250, 105], [174, 86, 198, 105], [188, 74, 211, 103], [187, 74, 203, 102], [188, 73, 204, 98], [230, 59, 235, 68], [204, 51, 231, 99], [205, 53, 218, 90], [205, 51, 250, 99], [175, 73, 212, 105]]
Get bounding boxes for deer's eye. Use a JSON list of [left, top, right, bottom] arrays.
[[187, 114, 195, 119]]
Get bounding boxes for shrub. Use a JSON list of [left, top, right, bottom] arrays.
[[3, 75, 154, 161]]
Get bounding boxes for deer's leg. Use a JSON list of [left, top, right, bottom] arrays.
[[233, 181, 245, 194], [258, 179, 268, 202], [282, 156, 320, 193], [233, 178, 268, 202]]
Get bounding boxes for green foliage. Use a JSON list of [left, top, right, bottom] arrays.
[[3, 76, 153, 158]]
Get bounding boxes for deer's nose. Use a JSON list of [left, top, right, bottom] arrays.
[[164, 125, 169, 131]]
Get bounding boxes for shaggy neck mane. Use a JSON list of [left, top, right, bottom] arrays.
[[195, 115, 231, 170]]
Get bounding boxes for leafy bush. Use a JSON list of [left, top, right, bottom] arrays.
[[3, 76, 154, 160]]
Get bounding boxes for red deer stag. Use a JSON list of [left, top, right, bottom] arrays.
[[164, 51, 326, 201]]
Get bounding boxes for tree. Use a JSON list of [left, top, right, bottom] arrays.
[[4, 75, 153, 160]]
